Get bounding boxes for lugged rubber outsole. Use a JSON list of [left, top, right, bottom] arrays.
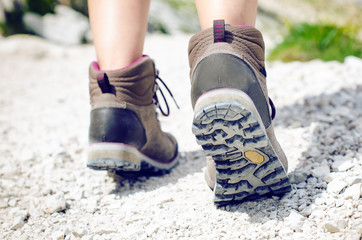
[[87, 142, 178, 174], [192, 89, 291, 206]]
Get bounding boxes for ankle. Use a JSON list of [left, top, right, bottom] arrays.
[[96, 55, 147, 71]]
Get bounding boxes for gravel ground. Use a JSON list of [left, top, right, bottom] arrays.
[[0, 34, 361, 240]]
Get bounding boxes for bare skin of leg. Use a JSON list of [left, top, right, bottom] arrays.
[[195, 0, 258, 30], [88, 0, 150, 70]]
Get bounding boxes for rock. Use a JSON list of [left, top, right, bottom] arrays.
[[149, 0, 199, 34], [80, 236, 94, 240], [10, 209, 30, 230], [8, 198, 17, 207], [343, 183, 361, 200], [91, 217, 116, 235], [72, 227, 88, 238], [51, 230, 65, 240], [300, 205, 312, 217], [0, 198, 9, 208], [311, 164, 330, 177], [11, 216, 25, 230], [324, 222, 340, 233], [308, 146, 321, 157], [335, 199, 344, 207], [145, 224, 159, 236], [345, 56, 362, 68], [336, 220, 347, 230], [44, 192, 67, 214], [348, 177, 362, 186], [289, 171, 308, 184], [261, 220, 278, 231], [86, 198, 98, 213], [67, 189, 84, 201], [278, 227, 293, 237], [310, 209, 326, 219], [284, 210, 305, 231], [324, 172, 343, 183], [332, 156, 354, 172], [23, 5, 90, 45], [327, 179, 348, 194]]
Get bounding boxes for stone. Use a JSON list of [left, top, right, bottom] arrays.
[[343, 183, 361, 200], [332, 156, 354, 172], [344, 56, 362, 68], [324, 172, 343, 183], [327, 179, 348, 194], [300, 205, 312, 217], [324, 223, 340, 233], [44, 192, 67, 214], [148, 0, 199, 34], [86, 198, 98, 213], [261, 220, 278, 231], [10, 209, 30, 230], [8, 198, 17, 207], [145, 224, 159, 236], [11, 216, 25, 230], [51, 230, 65, 240], [289, 171, 308, 184], [284, 210, 305, 231], [72, 227, 88, 238], [0, 198, 8, 208], [91, 217, 116, 235], [336, 220, 347, 230], [335, 199, 344, 207], [310, 209, 326, 219], [81, 236, 94, 240], [23, 5, 90, 45], [278, 227, 293, 237], [311, 164, 330, 178]]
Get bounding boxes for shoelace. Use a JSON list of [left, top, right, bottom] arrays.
[[269, 97, 276, 120], [153, 70, 180, 116]]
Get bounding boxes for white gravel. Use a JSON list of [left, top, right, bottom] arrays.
[[0, 34, 361, 240]]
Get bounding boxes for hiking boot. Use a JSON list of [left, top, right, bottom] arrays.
[[188, 20, 291, 206], [87, 56, 178, 173]]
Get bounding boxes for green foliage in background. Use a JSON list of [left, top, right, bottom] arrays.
[[0, 0, 56, 36], [164, 0, 196, 13], [0, 1, 27, 36], [268, 23, 362, 62], [26, 0, 56, 16]]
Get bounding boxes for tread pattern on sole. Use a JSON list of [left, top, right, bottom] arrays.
[[87, 144, 178, 174], [193, 102, 291, 206], [87, 158, 174, 175]]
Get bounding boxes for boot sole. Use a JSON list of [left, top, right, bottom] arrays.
[[87, 143, 178, 174], [192, 88, 291, 206]]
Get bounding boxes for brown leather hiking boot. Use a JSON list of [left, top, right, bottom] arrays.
[[87, 56, 178, 173], [188, 20, 291, 206]]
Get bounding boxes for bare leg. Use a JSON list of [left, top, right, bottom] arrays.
[[194, 0, 258, 30], [88, 0, 150, 70]]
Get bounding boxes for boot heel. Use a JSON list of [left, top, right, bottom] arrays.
[[87, 143, 142, 171]]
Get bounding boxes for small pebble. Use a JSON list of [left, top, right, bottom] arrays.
[[327, 179, 348, 194], [43, 192, 66, 214], [324, 223, 340, 233]]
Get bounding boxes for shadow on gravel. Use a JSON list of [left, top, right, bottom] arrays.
[[108, 150, 206, 196], [224, 85, 362, 222]]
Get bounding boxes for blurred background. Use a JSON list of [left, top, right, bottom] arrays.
[[0, 0, 361, 62]]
